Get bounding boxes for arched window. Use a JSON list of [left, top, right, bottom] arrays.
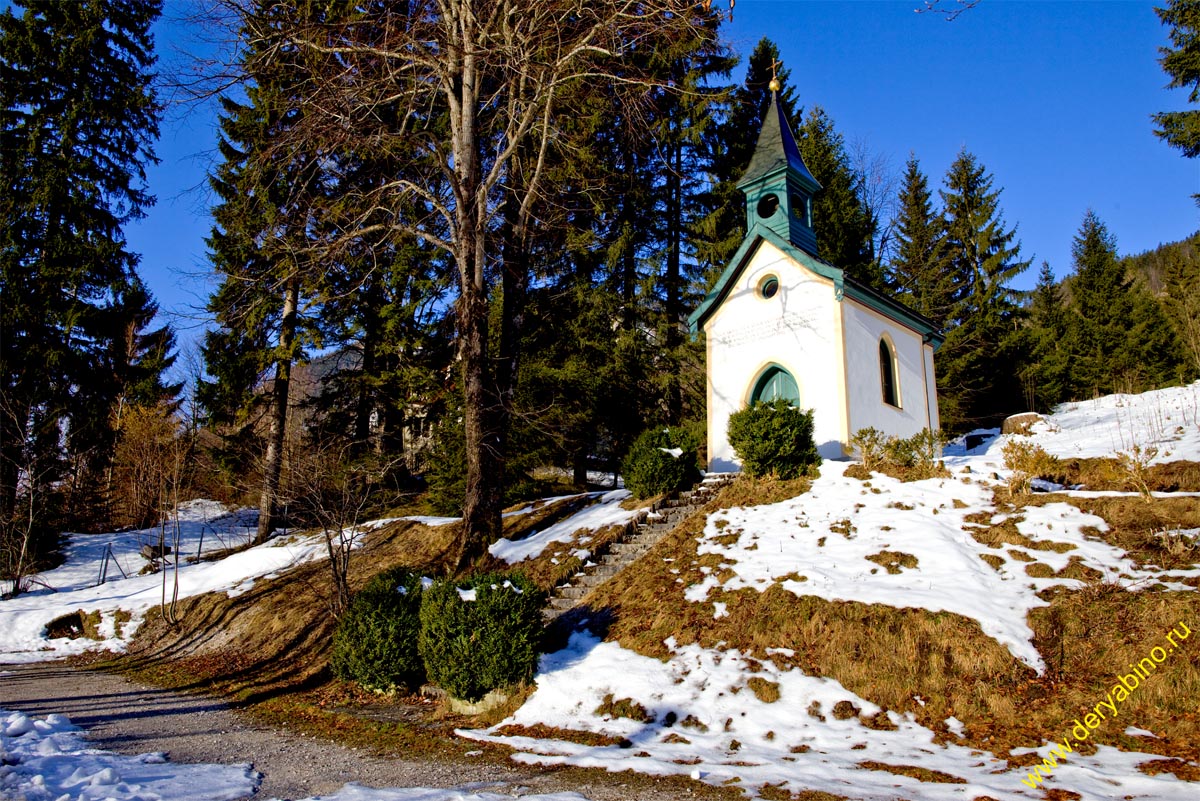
[[879, 339, 899, 408], [750, 365, 800, 406]]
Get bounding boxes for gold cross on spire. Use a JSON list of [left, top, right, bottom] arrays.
[[768, 58, 782, 93]]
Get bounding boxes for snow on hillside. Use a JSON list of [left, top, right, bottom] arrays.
[[489, 490, 636, 564], [0, 501, 407, 664], [470, 381, 1200, 799], [463, 632, 1196, 801], [685, 461, 1197, 670], [1024, 382, 1200, 462]]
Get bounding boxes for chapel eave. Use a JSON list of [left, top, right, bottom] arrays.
[[688, 225, 944, 349]]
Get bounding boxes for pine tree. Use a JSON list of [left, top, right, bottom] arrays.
[[937, 149, 1030, 429], [887, 155, 954, 324], [1, 0, 166, 546]]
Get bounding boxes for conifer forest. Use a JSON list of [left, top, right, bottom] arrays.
[[3, 0, 1199, 581]]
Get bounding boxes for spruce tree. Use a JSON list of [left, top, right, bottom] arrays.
[[797, 106, 879, 287], [1154, 0, 1200, 198], [888, 155, 954, 324], [200, 5, 328, 542], [1020, 261, 1073, 411], [1, 0, 166, 543], [937, 149, 1030, 429], [1066, 211, 1186, 395]]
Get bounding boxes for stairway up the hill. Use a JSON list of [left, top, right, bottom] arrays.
[[543, 473, 736, 622]]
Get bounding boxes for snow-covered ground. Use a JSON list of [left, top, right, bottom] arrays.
[[0, 500, 411, 664], [0, 708, 598, 801], [489, 490, 636, 564], [0, 707, 259, 801], [3, 381, 1200, 800], [466, 381, 1200, 800], [463, 632, 1197, 801]]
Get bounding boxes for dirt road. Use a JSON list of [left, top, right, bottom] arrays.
[[0, 661, 703, 801]]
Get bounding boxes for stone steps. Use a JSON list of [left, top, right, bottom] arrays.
[[542, 473, 736, 622]]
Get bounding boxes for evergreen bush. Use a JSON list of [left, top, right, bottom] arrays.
[[418, 572, 546, 702], [727, 400, 820, 479], [620, 426, 701, 499], [330, 567, 425, 692]]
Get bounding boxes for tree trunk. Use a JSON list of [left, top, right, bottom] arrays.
[[456, 281, 502, 569], [256, 276, 299, 544], [663, 128, 683, 423]]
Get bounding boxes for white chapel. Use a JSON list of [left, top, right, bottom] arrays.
[[689, 92, 942, 471]]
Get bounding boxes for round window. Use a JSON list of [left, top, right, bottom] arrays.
[[758, 276, 779, 299], [756, 193, 779, 219]]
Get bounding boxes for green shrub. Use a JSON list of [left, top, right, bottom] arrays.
[[849, 427, 888, 472], [330, 567, 425, 691], [418, 572, 547, 701], [1001, 439, 1061, 495], [620, 426, 701, 499], [849, 427, 945, 481], [727, 400, 820, 479]]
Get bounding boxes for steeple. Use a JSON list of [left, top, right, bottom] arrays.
[[737, 90, 821, 257]]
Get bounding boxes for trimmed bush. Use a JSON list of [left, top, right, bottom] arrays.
[[330, 567, 425, 692], [727, 400, 820, 479], [418, 572, 546, 701], [621, 426, 701, 499]]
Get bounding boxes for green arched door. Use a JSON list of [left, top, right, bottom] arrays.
[[750, 366, 799, 405]]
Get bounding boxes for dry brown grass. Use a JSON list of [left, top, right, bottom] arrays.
[[856, 760, 966, 784], [123, 518, 460, 701], [864, 551, 918, 575], [1018, 492, 1200, 572], [1046, 458, 1200, 493], [581, 475, 1200, 763], [746, 676, 781, 703]]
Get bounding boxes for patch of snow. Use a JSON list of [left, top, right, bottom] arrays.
[[0, 501, 381, 663], [465, 632, 1200, 801], [683, 460, 1195, 671], [489, 490, 637, 565], [658, 447, 684, 458], [944, 716, 965, 738], [281, 787, 596, 801], [0, 708, 259, 800], [400, 515, 460, 527], [1125, 726, 1157, 738], [1028, 382, 1200, 462], [457, 588, 477, 602]]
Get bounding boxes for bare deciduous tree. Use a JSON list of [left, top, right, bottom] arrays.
[[222, 0, 719, 569]]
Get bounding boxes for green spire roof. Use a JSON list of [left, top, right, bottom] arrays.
[[738, 93, 820, 191]]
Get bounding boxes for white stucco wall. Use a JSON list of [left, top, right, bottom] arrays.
[[923, 343, 940, 432], [703, 241, 848, 471], [841, 300, 935, 439]]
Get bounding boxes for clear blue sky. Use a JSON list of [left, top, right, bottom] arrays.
[[126, 0, 1198, 354]]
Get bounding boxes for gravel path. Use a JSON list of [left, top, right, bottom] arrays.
[[0, 661, 705, 801]]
